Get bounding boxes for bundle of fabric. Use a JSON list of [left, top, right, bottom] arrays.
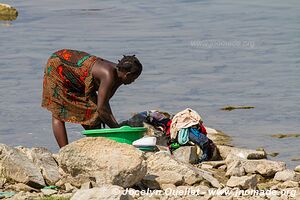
[[169, 108, 215, 163]]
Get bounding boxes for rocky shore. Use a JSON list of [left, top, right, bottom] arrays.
[[0, 126, 299, 200], [0, 3, 18, 21]]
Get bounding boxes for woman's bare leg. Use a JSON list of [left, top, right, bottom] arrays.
[[52, 115, 68, 148]]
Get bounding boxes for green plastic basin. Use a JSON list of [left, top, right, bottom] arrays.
[[81, 126, 147, 144]]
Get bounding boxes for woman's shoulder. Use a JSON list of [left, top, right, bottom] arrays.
[[91, 59, 117, 80]]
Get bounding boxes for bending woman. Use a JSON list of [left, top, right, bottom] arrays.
[[41, 49, 142, 148]]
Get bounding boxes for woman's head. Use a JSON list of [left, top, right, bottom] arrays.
[[116, 55, 142, 85]]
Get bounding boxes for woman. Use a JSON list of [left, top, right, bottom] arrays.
[[41, 49, 142, 148]]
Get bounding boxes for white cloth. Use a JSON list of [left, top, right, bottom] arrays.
[[170, 108, 202, 139]]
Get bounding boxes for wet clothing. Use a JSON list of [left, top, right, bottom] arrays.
[[178, 128, 189, 145], [41, 49, 102, 127], [188, 127, 210, 162], [170, 108, 203, 139], [188, 128, 209, 147]]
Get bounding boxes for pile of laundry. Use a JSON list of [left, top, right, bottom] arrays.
[[121, 108, 216, 163]]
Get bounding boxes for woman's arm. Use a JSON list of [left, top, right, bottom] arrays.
[[96, 73, 120, 128]]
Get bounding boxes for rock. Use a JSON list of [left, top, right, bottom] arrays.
[[0, 3, 18, 21], [0, 144, 45, 188], [226, 175, 257, 189], [57, 137, 147, 188], [246, 160, 286, 177], [55, 179, 65, 188], [142, 153, 204, 189], [5, 183, 38, 192], [294, 165, 300, 173], [0, 177, 7, 188], [257, 179, 278, 190], [156, 145, 171, 153], [41, 188, 58, 196], [51, 193, 73, 199], [65, 183, 76, 192], [80, 181, 92, 189], [173, 146, 199, 164], [161, 183, 176, 191], [147, 153, 222, 189], [71, 185, 133, 200], [211, 196, 233, 200], [17, 147, 60, 185], [195, 169, 222, 188], [217, 145, 266, 160], [193, 185, 209, 196], [277, 180, 299, 189], [224, 153, 241, 164], [174, 186, 201, 197], [206, 127, 231, 146], [225, 154, 286, 177], [200, 163, 213, 169], [5, 191, 41, 200], [126, 188, 141, 199], [274, 170, 300, 182], [225, 160, 245, 177], [218, 165, 227, 171], [201, 160, 226, 168], [206, 127, 218, 134]]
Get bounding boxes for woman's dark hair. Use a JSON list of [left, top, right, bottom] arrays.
[[116, 55, 142, 76]]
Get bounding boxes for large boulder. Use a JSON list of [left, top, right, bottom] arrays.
[[71, 185, 133, 200], [142, 152, 221, 189], [17, 147, 60, 185], [0, 144, 45, 188], [57, 137, 147, 188]]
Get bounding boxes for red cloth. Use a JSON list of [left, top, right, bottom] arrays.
[[165, 120, 172, 136], [200, 123, 207, 135]]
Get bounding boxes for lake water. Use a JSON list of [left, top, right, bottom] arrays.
[[1, 0, 299, 168]]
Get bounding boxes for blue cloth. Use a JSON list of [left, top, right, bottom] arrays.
[[188, 127, 209, 162], [188, 128, 208, 147], [178, 128, 189, 145]]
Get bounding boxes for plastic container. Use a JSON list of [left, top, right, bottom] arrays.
[[132, 137, 157, 146], [81, 126, 147, 144], [136, 146, 157, 152]]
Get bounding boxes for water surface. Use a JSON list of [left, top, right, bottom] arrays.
[[0, 0, 299, 168]]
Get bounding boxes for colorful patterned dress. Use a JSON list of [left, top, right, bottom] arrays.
[[41, 49, 102, 127]]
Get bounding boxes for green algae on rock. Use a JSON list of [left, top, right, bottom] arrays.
[[268, 152, 279, 157], [221, 105, 255, 111], [291, 158, 300, 162], [271, 133, 300, 139], [0, 3, 18, 21]]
